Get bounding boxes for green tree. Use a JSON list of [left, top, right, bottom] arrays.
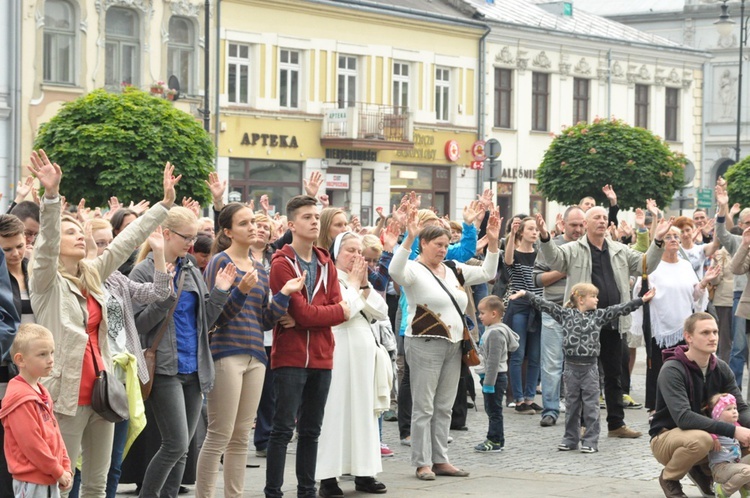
[[725, 157, 750, 208], [33, 87, 214, 207], [536, 118, 686, 211]]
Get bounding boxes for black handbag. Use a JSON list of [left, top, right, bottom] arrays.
[[90, 341, 129, 423]]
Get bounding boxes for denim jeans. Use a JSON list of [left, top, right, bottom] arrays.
[[140, 373, 203, 498], [69, 418, 129, 498], [481, 373, 508, 445], [509, 307, 541, 402], [254, 346, 275, 451], [264, 367, 332, 498], [540, 312, 564, 419], [730, 291, 748, 386]]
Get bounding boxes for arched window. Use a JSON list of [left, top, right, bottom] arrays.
[[43, 0, 76, 84], [168, 17, 195, 94], [105, 7, 140, 87]]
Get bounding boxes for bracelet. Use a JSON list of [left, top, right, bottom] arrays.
[[360, 285, 369, 290]]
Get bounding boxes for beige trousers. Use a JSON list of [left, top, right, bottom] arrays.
[[650, 428, 714, 481], [195, 354, 265, 498], [712, 456, 750, 495]]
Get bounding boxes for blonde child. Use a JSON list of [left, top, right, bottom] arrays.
[[510, 283, 654, 453], [0, 324, 71, 497], [473, 295, 519, 453], [708, 393, 750, 498]]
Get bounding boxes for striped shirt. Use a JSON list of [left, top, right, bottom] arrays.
[[507, 250, 543, 297], [204, 252, 290, 364]]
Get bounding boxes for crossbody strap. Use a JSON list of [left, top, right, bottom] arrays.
[[418, 262, 466, 325], [148, 267, 186, 355]]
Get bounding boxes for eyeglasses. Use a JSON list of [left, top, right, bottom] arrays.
[[24, 230, 38, 241], [171, 230, 198, 244], [663, 235, 680, 241]]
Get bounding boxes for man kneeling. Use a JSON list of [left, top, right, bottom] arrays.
[[650, 312, 750, 498]]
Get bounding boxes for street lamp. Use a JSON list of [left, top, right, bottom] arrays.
[[716, 0, 748, 162]]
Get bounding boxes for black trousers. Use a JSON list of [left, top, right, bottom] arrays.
[[600, 328, 626, 431]]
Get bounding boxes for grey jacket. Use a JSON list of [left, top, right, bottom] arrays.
[[538, 234, 664, 334], [130, 254, 227, 394], [717, 219, 748, 294], [730, 242, 750, 320], [476, 323, 519, 386]]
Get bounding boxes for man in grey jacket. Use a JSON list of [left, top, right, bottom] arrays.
[[535, 207, 672, 438]]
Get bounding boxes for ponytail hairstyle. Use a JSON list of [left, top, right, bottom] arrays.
[[59, 215, 103, 297], [137, 207, 197, 263], [564, 282, 599, 309], [212, 202, 249, 255]]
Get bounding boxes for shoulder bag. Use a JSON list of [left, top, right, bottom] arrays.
[[90, 340, 129, 423], [140, 269, 185, 400]]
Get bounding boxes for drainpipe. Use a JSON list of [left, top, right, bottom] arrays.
[[202, 0, 211, 132], [477, 25, 491, 197], [607, 49, 612, 119], [214, 0, 221, 164]]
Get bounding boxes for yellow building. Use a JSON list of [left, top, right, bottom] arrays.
[[217, 0, 487, 223]]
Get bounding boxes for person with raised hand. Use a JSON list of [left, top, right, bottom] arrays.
[[28, 151, 175, 498]]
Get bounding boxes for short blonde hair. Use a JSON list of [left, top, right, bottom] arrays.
[[88, 218, 113, 232], [11, 323, 53, 360], [362, 234, 383, 253]]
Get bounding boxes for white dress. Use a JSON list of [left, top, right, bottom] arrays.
[[315, 273, 389, 480]]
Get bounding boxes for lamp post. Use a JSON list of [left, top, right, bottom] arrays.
[[716, 0, 748, 162]]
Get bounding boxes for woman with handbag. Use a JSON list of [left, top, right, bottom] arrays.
[[27, 150, 177, 498], [129, 206, 235, 498], [315, 231, 390, 497], [389, 207, 500, 481], [195, 203, 304, 498]]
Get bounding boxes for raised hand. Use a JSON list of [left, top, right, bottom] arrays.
[[303, 170, 323, 197], [462, 200, 482, 225], [635, 208, 646, 228], [148, 226, 165, 254], [717, 176, 727, 188], [619, 219, 633, 239], [703, 265, 722, 286], [83, 220, 97, 259], [318, 194, 330, 208], [555, 213, 565, 235], [602, 184, 617, 206], [214, 263, 238, 291], [375, 206, 386, 220], [646, 198, 660, 217], [237, 267, 259, 294], [486, 209, 502, 243], [731, 203, 742, 217], [28, 150, 62, 198], [205, 171, 227, 202], [715, 184, 729, 207], [535, 212, 549, 239], [654, 216, 675, 242], [478, 188, 494, 211], [383, 219, 400, 252], [14, 176, 34, 203], [76, 198, 88, 223], [107, 196, 121, 216], [182, 197, 201, 217], [129, 200, 150, 215], [406, 206, 419, 239], [281, 272, 306, 296], [350, 215, 362, 233], [391, 202, 408, 228], [162, 162, 182, 208]]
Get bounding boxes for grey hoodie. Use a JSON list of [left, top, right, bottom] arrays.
[[476, 323, 519, 386]]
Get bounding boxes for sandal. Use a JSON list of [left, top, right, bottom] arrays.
[[415, 468, 436, 481]]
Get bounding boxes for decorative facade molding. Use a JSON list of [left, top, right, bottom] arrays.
[[612, 61, 624, 78], [495, 46, 515, 65], [517, 50, 529, 73], [574, 57, 591, 75], [532, 51, 551, 69], [654, 68, 665, 86], [95, 0, 153, 14], [168, 0, 202, 18], [559, 62, 571, 76]]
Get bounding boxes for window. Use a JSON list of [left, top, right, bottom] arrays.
[[337, 55, 357, 108], [393, 62, 410, 113], [635, 84, 649, 129], [532, 72, 549, 131], [573, 78, 590, 124], [228, 159, 303, 211], [105, 7, 140, 87], [665, 87, 680, 141], [167, 17, 195, 94], [435, 67, 450, 122], [279, 49, 300, 109], [43, 0, 75, 84], [494, 68, 512, 128], [227, 43, 250, 104]]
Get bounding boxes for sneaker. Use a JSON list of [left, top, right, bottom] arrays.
[[382, 409, 397, 422], [599, 395, 606, 409], [686, 465, 714, 498], [540, 415, 556, 427], [474, 439, 503, 453], [529, 402, 544, 414], [380, 443, 394, 458], [400, 437, 411, 446], [255, 448, 267, 458], [515, 403, 535, 415], [715, 483, 728, 498], [559, 400, 566, 413], [580, 446, 598, 453], [659, 470, 688, 498], [507, 401, 516, 408], [623, 394, 644, 409], [447, 435, 454, 444], [607, 425, 642, 438], [557, 443, 576, 451]]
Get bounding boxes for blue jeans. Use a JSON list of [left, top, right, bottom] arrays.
[[481, 373, 508, 445], [730, 291, 748, 386], [540, 312, 564, 419], [141, 373, 203, 498], [509, 307, 541, 402], [264, 367, 332, 498], [69, 409, 129, 498]]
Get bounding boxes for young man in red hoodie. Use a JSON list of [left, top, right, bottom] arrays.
[[1, 324, 71, 497], [265, 195, 350, 498]]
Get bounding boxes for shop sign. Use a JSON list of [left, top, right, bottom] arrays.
[[395, 132, 437, 160], [325, 109, 348, 123], [470, 160, 484, 170], [502, 167, 536, 180], [471, 140, 486, 161], [325, 149, 378, 166], [326, 173, 350, 190], [444, 140, 460, 162], [240, 133, 299, 148]]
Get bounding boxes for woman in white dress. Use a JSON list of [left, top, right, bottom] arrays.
[[316, 231, 389, 497]]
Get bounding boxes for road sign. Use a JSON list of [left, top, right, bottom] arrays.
[[696, 188, 713, 209], [485, 139, 501, 160]]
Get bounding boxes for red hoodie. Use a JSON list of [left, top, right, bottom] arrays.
[[269, 244, 345, 369], [0, 377, 71, 485]]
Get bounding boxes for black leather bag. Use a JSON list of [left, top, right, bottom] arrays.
[[90, 342, 129, 423]]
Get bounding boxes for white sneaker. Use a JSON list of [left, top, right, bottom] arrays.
[[559, 400, 566, 413]]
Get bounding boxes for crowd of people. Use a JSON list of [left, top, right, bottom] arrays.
[[2, 151, 750, 498]]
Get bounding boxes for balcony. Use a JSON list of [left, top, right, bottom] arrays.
[[320, 103, 414, 151]]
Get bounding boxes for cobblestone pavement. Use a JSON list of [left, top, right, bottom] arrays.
[[117, 355, 721, 497]]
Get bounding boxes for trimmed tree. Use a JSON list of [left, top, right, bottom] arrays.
[[33, 87, 214, 207], [725, 157, 750, 208], [536, 118, 686, 211]]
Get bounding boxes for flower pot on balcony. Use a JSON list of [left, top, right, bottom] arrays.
[[151, 87, 163, 95]]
